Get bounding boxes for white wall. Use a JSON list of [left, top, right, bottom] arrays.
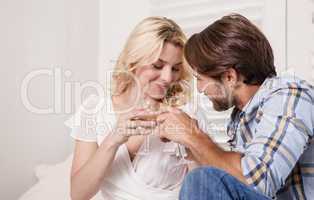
[[287, 0, 314, 83], [263, 0, 287, 72], [0, 0, 99, 199], [98, 0, 150, 84]]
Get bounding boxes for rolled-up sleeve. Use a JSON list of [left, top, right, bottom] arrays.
[[241, 87, 313, 197]]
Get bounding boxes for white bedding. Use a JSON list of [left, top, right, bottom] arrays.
[[18, 154, 103, 200]]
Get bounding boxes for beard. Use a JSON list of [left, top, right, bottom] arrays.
[[211, 97, 234, 111], [207, 87, 235, 111]]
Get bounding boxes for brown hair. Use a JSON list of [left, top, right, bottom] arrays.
[[184, 14, 276, 85]]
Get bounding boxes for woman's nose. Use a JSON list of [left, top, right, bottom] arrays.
[[160, 66, 173, 84]]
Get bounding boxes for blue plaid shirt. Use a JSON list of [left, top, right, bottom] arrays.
[[227, 76, 314, 199]]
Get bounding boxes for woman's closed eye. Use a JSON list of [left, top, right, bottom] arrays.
[[152, 63, 180, 72], [152, 63, 163, 70]]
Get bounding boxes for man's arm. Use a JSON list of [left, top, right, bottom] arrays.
[[183, 128, 248, 184]]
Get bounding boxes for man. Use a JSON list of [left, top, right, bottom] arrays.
[[157, 14, 314, 199]]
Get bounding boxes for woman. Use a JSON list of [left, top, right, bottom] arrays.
[[66, 17, 208, 200]]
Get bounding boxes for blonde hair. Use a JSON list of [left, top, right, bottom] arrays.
[[112, 16, 191, 106]]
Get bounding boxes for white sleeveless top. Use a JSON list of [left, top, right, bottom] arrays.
[[65, 95, 211, 200]]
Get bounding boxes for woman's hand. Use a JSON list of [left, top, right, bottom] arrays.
[[110, 109, 161, 146]]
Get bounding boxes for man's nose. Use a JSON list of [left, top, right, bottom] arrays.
[[197, 81, 209, 94], [197, 80, 203, 93]]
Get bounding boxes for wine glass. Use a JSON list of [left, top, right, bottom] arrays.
[[135, 97, 159, 156], [163, 83, 194, 166]]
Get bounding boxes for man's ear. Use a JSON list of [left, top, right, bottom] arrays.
[[221, 68, 238, 86]]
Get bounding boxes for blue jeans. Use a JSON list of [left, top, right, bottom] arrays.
[[179, 167, 270, 200]]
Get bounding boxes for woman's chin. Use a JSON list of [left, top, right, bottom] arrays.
[[146, 93, 166, 101], [146, 85, 168, 99]]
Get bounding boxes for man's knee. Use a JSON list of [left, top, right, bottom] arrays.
[[180, 167, 229, 200], [182, 166, 228, 191], [184, 166, 227, 183]]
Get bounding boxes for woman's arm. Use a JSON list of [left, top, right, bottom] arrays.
[[70, 134, 121, 200], [70, 110, 157, 200]]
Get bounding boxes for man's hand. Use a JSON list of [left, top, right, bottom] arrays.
[[156, 107, 200, 145]]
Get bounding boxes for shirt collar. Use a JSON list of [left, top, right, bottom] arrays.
[[232, 77, 271, 120]]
